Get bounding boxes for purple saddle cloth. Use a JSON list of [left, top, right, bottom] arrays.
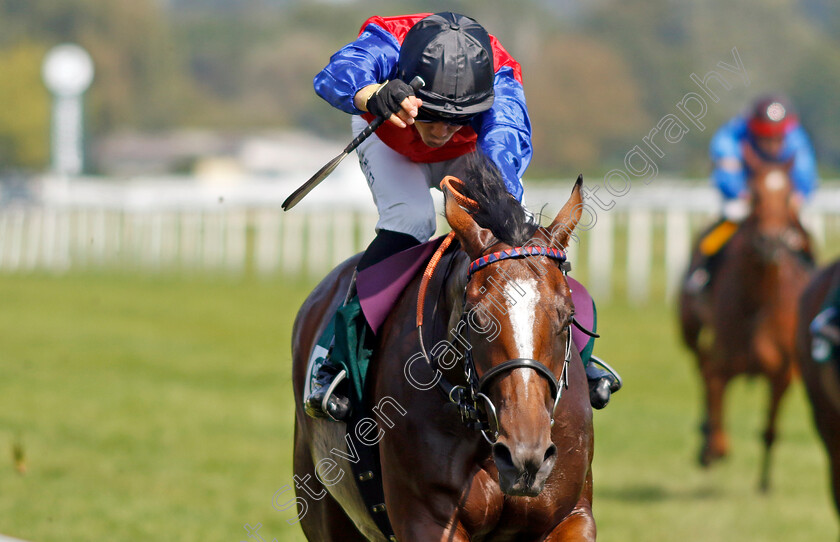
[[356, 236, 595, 352]]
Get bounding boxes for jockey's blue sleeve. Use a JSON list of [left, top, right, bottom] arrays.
[[787, 126, 818, 199], [313, 24, 400, 115], [709, 118, 747, 199], [475, 67, 532, 202], [713, 169, 747, 200]]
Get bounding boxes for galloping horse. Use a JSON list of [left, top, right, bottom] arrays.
[[292, 166, 595, 540], [678, 157, 814, 490], [797, 260, 840, 523]]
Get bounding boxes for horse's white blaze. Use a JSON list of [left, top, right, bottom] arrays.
[[765, 171, 787, 192], [505, 278, 540, 387]]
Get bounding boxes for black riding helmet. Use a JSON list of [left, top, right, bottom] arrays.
[[397, 12, 495, 122]]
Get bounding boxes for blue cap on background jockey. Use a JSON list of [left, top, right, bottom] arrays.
[[397, 12, 495, 121]]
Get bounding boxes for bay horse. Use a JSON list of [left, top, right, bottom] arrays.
[[291, 167, 595, 540], [678, 155, 814, 491], [797, 259, 840, 524]]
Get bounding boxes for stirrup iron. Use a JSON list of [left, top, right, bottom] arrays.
[[589, 355, 622, 391]]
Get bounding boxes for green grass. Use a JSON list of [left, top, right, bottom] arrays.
[[0, 272, 311, 542], [0, 272, 836, 541], [593, 303, 836, 541]]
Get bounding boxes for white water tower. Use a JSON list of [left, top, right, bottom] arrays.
[[42, 44, 94, 177]]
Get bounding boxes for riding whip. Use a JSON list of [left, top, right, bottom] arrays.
[[281, 76, 425, 211]]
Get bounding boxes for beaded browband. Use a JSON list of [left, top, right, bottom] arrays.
[[467, 246, 567, 278]]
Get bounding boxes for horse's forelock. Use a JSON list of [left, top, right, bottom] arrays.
[[459, 154, 537, 248]]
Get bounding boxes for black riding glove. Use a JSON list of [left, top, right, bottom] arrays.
[[366, 80, 415, 119]]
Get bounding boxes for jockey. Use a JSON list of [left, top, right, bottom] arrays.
[[685, 95, 818, 293], [305, 12, 621, 421]]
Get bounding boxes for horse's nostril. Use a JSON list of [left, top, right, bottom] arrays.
[[543, 443, 557, 463], [492, 442, 515, 471]]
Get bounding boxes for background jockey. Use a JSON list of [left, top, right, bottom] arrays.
[[685, 95, 818, 294], [304, 11, 620, 421]]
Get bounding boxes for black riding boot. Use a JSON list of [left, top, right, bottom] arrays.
[[586, 356, 622, 410], [811, 305, 840, 363], [304, 230, 421, 422], [685, 264, 711, 295], [304, 272, 358, 421], [685, 219, 737, 296]]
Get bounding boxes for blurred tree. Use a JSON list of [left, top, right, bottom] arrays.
[[0, 0, 191, 171], [798, 0, 840, 41], [790, 44, 840, 172], [0, 43, 50, 169], [524, 34, 650, 176], [586, 0, 691, 120], [584, 0, 840, 175], [0, 0, 837, 174]]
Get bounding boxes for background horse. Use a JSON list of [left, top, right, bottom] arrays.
[[797, 260, 840, 525], [678, 158, 814, 491], [291, 169, 596, 541]]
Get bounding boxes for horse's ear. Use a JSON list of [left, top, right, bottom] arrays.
[[443, 183, 495, 260], [546, 175, 584, 248]]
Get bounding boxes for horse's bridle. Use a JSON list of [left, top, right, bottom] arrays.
[[417, 240, 585, 444], [752, 227, 810, 265]]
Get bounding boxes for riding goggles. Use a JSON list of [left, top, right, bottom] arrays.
[[416, 107, 477, 126]]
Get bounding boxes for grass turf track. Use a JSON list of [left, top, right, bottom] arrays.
[[0, 272, 835, 541]]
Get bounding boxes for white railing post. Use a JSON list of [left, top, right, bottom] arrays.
[[306, 213, 329, 277], [627, 210, 652, 304], [665, 210, 691, 302], [2, 177, 838, 294], [254, 209, 280, 276], [0, 210, 8, 269], [24, 207, 43, 270], [281, 212, 303, 276], [225, 209, 247, 274], [587, 211, 613, 302], [802, 211, 826, 253], [332, 211, 356, 268]]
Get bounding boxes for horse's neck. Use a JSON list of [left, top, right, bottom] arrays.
[[730, 217, 808, 304], [750, 170, 795, 226], [410, 248, 471, 383]]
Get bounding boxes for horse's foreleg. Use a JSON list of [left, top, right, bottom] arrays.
[[700, 370, 728, 467], [393, 515, 471, 542], [543, 469, 596, 542], [542, 509, 596, 541], [759, 367, 792, 492]]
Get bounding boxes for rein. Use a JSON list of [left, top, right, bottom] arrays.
[[415, 176, 575, 444]]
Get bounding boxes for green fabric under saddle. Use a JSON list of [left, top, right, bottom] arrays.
[[580, 300, 597, 367], [322, 296, 374, 407]]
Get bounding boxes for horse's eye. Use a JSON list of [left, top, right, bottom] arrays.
[[557, 310, 574, 334], [471, 306, 492, 327]]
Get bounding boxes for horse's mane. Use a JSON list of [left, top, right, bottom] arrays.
[[458, 153, 538, 247]]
